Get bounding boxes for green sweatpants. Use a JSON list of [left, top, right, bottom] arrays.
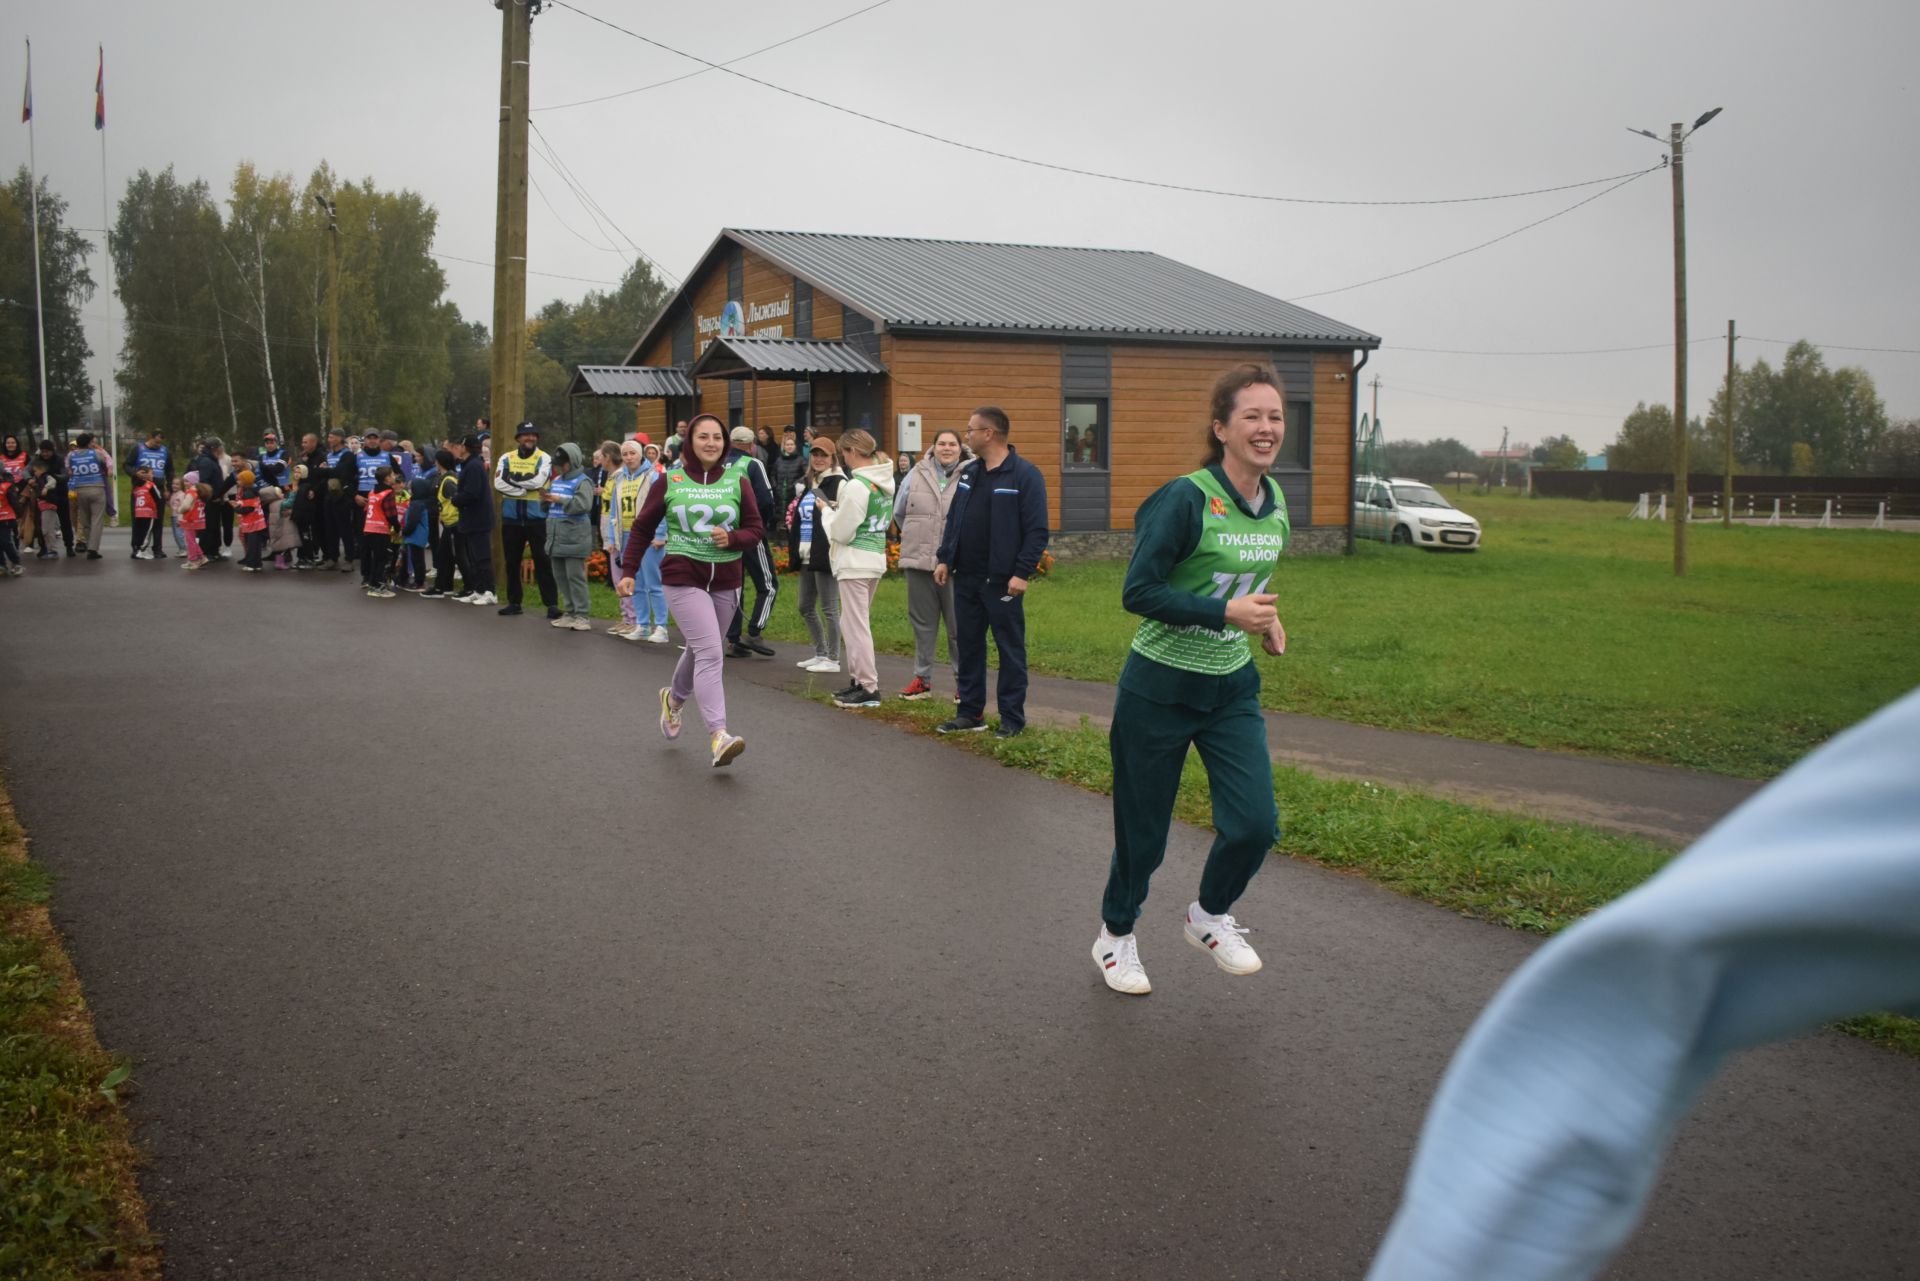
[[1101, 685, 1278, 935]]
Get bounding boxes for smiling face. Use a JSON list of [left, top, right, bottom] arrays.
[[1213, 382, 1286, 473], [932, 431, 962, 465], [688, 419, 728, 467], [808, 444, 832, 473]]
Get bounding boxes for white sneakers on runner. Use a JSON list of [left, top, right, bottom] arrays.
[[1093, 929, 1151, 995], [1094, 905, 1262, 994], [1184, 904, 1262, 975]]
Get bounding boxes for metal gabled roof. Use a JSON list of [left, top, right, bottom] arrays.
[[569, 365, 695, 398], [728, 229, 1381, 347], [689, 336, 886, 380]]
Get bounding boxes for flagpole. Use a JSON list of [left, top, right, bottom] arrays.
[[25, 38, 52, 448]]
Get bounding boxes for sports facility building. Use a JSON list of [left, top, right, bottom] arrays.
[[571, 229, 1381, 552]]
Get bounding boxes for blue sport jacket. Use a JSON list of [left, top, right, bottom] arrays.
[[935, 445, 1050, 581]]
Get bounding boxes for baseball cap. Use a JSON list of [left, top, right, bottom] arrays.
[[730, 426, 755, 445]]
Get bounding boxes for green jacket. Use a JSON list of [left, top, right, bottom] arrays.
[[543, 443, 599, 559]]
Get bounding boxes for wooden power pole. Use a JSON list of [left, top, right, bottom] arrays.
[[315, 194, 342, 433], [1722, 320, 1735, 529], [1669, 120, 1689, 576], [490, 0, 535, 580]]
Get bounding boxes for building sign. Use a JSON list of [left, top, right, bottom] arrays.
[[697, 294, 793, 354]]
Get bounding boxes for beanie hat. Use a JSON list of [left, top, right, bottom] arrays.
[[236, 469, 257, 486]]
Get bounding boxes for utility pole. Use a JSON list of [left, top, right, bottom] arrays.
[[315, 194, 342, 433], [1370, 374, 1381, 427], [1723, 319, 1735, 529], [490, 0, 536, 581], [1499, 425, 1509, 488], [1668, 121, 1688, 575], [1629, 108, 1720, 576]]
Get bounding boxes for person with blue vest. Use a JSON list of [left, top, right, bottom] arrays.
[[493, 422, 559, 619], [318, 427, 358, 570], [65, 431, 113, 559], [128, 429, 173, 559], [543, 442, 598, 631], [933, 406, 1050, 738], [257, 430, 288, 487]]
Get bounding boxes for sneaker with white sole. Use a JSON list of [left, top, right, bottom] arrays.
[[1092, 929, 1151, 995], [806, 657, 842, 674], [797, 655, 825, 669], [569, 618, 592, 632], [468, 591, 497, 606], [550, 616, 572, 628], [617, 625, 648, 642], [646, 626, 670, 644], [709, 731, 745, 768], [1184, 906, 1262, 975], [658, 686, 684, 741]]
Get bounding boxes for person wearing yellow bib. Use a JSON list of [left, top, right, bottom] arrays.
[[1092, 363, 1291, 996], [617, 414, 765, 768]]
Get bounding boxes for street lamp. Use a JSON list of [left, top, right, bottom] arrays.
[[1627, 107, 1723, 577]]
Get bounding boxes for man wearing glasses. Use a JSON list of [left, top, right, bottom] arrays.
[[933, 407, 1050, 738]]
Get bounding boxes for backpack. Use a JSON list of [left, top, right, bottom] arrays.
[[437, 473, 460, 528]]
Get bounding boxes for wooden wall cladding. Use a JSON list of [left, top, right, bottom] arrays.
[[1311, 351, 1353, 528], [1108, 345, 1255, 529], [886, 335, 1064, 524]]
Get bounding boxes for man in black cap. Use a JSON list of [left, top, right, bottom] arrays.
[[317, 427, 358, 569], [492, 420, 558, 618]]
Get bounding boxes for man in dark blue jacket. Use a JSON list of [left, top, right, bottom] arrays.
[[933, 406, 1050, 737]]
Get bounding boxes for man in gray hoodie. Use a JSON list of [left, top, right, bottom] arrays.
[[543, 442, 599, 632]]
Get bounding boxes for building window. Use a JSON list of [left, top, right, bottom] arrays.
[[1269, 400, 1310, 472], [1063, 399, 1108, 471]]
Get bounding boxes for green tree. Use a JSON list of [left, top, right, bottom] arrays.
[[1379, 436, 1478, 483], [1607, 402, 1708, 473], [1866, 419, 1920, 476], [442, 309, 491, 438], [1, 170, 96, 438], [528, 259, 671, 444], [1531, 434, 1585, 469], [1733, 341, 1888, 475]]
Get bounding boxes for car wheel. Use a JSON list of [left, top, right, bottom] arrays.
[[1391, 524, 1412, 546]]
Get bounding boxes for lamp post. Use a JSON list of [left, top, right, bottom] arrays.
[[1629, 107, 1720, 576]]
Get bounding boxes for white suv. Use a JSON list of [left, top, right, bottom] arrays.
[[1353, 476, 1482, 550]]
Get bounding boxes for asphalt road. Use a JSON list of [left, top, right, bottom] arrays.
[[4, 542, 1917, 1280]]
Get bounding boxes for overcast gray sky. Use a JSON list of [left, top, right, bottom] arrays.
[[9, 0, 1917, 454]]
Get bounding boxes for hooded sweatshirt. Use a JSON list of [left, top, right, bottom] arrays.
[[619, 454, 764, 592], [543, 442, 598, 558], [820, 459, 897, 581]]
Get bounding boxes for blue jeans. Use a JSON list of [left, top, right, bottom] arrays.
[[620, 532, 669, 628], [952, 572, 1028, 730]]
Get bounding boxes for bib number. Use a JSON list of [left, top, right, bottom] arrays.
[[673, 502, 738, 535], [1208, 572, 1270, 600]]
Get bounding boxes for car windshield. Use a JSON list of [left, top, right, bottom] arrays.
[[1393, 484, 1453, 509]]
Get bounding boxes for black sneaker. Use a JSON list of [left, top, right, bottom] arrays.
[[994, 723, 1024, 739], [420, 589, 444, 599], [546, 607, 564, 620], [834, 686, 882, 709], [498, 604, 524, 616], [937, 716, 989, 734], [86, 551, 103, 560], [744, 636, 775, 657], [726, 642, 754, 659], [831, 681, 863, 701]]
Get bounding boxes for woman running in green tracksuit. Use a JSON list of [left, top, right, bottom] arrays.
[[1093, 362, 1291, 996]]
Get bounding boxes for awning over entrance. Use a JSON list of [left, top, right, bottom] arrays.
[[690, 336, 886, 380], [567, 365, 696, 398]]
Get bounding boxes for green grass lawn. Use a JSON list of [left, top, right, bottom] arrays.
[[704, 493, 1918, 779]]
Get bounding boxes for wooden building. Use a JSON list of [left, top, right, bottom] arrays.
[[570, 230, 1381, 553]]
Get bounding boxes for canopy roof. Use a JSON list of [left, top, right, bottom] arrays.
[[567, 365, 695, 399], [689, 336, 887, 381]]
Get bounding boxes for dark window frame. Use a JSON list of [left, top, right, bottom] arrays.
[[1268, 399, 1312, 474], [1061, 396, 1110, 473]]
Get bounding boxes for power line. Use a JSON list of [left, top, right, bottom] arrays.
[[1284, 164, 1663, 301], [1393, 338, 1720, 357], [1743, 336, 1920, 356], [534, 0, 897, 113], [430, 249, 621, 286], [547, 0, 1658, 209], [529, 171, 626, 257], [527, 120, 682, 286], [1382, 381, 1624, 420], [527, 132, 638, 268]]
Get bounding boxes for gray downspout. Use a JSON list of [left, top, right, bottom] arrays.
[[1347, 348, 1370, 556]]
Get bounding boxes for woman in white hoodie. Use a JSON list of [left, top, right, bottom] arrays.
[[819, 428, 895, 709]]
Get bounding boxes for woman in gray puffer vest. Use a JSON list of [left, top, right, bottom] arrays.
[[891, 428, 966, 700]]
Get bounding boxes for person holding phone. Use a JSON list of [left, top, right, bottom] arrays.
[[1091, 363, 1291, 996], [617, 414, 764, 769]]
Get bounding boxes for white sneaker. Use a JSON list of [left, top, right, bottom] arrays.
[[709, 730, 745, 768], [607, 623, 636, 636], [1093, 929, 1151, 995], [806, 657, 841, 674], [550, 616, 572, 628], [1184, 906, 1262, 975], [796, 656, 824, 669], [647, 626, 670, 643], [569, 618, 592, 632], [617, 625, 648, 643], [468, 591, 497, 606]]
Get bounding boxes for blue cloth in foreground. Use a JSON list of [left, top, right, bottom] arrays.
[[1368, 686, 1920, 1281]]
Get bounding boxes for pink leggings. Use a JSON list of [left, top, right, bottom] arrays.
[[665, 583, 741, 734]]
